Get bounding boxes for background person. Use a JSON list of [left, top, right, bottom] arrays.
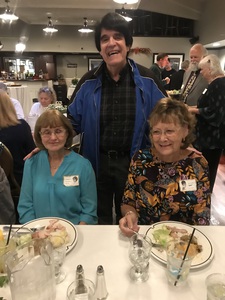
[[68, 12, 166, 225], [150, 53, 170, 87], [180, 43, 208, 106], [119, 98, 211, 237], [29, 86, 57, 116], [170, 60, 190, 90], [188, 54, 225, 192], [0, 82, 24, 119], [18, 109, 97, 225], [0, 90, 35, 186], [162, 58, 177, 90]]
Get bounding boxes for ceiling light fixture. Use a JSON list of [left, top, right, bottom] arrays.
[[0, 0, 18, 22], [15, 41, 26, 53], [78, 17, 93, 33], [0, 41, 3, 50], [43, 16, 58, 34], [119, 5, 132, 22], [113, 0, 138, 4]]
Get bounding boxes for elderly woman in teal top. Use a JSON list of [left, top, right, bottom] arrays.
[[18, 109, 97, 225]]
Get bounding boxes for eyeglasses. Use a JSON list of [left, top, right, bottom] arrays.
[[39, 87, 53, 94], [151, 129, 178, 138], [39, 128, 67, 138]]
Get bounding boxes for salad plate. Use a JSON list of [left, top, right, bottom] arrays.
[[146, 221, 214, 269], [17, 217, 78, 254]]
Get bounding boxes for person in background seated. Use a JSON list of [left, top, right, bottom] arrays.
[[29, 86, 57, 116], [0, 91, 35, 185], [0, 82, 24, 119], [18, 109, 98, 225], [119, 98, 211, 237], [188, 54, 225, 192]]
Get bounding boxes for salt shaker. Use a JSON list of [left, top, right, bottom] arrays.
[[95, 265, 108, 300], [74, 264, 88, 299]]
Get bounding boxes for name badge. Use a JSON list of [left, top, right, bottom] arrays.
[[203, 88, 207, 94], [63, 175, 79, 186], [181, 84, 184, 89], [179, 179, 197, 192]]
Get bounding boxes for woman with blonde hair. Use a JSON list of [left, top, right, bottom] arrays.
[[119, 98, 211, 237], [0, 91, 35, 185]]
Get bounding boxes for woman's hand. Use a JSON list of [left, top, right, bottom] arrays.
[[23, 147, 40, 160], [119, 210, 139, 237]]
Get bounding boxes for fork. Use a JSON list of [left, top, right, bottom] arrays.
[[128, 227, 163, 248], [3, 225, 45, 232]]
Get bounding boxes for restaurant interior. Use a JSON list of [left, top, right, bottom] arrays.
[[0, 1, 225, 299]]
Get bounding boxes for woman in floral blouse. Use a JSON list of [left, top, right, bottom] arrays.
[[119, 98, 211, 237]]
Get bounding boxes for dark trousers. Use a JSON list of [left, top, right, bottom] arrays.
[[202, 148, 222, 192], [97, 152, 130, 225]]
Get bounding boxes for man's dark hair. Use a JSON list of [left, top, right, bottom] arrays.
[[156, 53, 168, 61], [95, 12, 133, 52]]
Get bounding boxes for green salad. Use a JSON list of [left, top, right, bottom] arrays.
[[152, 225, 173, 248]]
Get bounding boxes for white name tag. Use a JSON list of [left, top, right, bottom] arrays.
[[179, 179, 197, 192], [181, 84, 184, 89], [63, 175, 79, 186], [203, 88, 207, 94]]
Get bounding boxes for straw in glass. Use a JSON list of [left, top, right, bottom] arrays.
[[174, 227, 196, 286]]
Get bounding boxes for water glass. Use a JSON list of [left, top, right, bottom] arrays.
[[67, 279, 95, 300], [48, 235, 67, 284], [206, 273, 225, 300], [128, 234, 152, 282], [166, 240, 194, 286]]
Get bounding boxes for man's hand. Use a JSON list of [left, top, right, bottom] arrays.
[[24, 147, 40, 160]]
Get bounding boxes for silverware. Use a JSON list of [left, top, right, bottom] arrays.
[[128, 227, 163, 248], [3, 225, 45, 232]]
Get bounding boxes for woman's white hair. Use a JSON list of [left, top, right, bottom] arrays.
[[199, 54, 224, 77]]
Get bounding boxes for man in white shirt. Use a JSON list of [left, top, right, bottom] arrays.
[[0, 82, 24, 119]]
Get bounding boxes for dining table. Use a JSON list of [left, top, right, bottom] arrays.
[[0, 224, 224, 299], [7, 85, 32, 117]]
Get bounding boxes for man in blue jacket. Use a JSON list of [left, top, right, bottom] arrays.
[[68, 12, 166, 225]]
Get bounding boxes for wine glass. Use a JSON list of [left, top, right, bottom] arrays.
[[128, 234, 152, 282], [48, 235, 67, 284]]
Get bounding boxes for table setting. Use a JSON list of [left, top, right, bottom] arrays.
[[0, 219, 225, 299]]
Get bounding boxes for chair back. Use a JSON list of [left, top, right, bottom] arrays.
[[0, 142, 20, 222]]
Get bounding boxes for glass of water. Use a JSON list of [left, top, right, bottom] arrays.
[[128, 234, 152, 282], [206, 273, 225, 300]]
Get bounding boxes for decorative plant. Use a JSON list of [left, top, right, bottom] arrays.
[[71, 78, 79, 85]]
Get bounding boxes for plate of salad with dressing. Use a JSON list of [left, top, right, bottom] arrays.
[[145, 221, 214, 269]]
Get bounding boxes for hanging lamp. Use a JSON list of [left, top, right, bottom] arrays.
[[78, 18, 93, 33], [0, 0, 18, 22], [43, 16, 58, 33]]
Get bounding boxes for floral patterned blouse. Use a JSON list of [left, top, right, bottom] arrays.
[[122, 148, 211, 225]]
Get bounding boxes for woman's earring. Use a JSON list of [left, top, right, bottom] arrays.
[[182, 138, 185, 143]]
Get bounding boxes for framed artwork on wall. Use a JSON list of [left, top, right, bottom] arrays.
[[88, 58, 102, 70], [153, 53, 185, 71]]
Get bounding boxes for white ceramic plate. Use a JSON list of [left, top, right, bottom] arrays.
[[18, 217, 78, 254], [146, 221, 214, 270]]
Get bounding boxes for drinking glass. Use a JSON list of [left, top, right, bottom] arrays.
[[206, 273, 225, 300], [48, 235, 66, 284], [128, 234, 152, 282], [166, 240, 194, 287]]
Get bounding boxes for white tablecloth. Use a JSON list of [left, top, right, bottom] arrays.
[[1, 225, 225, 299], [7, 86, 32, 117]]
